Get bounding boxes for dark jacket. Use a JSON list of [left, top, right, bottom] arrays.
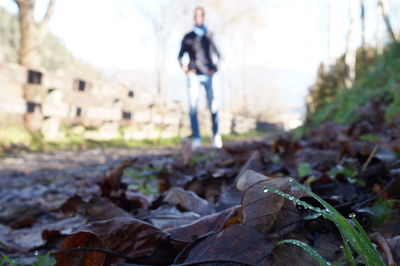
[[178, 31, 221, 75]]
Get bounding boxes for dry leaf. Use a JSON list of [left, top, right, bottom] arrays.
[[242, 177, 292, 234], [174, 224, 273, 265], [164, 187, 213, 215], [236, 169, 270, 192], [55, 217, 169, 266], [166, 205, 240, 243]]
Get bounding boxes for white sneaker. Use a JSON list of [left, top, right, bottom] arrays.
[[192, 138, 202, 149], [212, 134, 223, 148]]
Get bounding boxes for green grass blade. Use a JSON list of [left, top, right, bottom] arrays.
[[350, 216, 383, 264], [263, 185, 331, 218], [337, 227, 356, 266], [0, 255, 17, 266], [265, 178, 385, 266], [278, 239, 331, 266]]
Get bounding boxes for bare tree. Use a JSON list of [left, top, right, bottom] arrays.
[[125, 0, 191, 100], [360, 0, 367, 68], [344, 0, 357, 88], [328, 0, 336, 64], [11, 0, 56, 132], [378, 0, 397, 44], [13, 0, 56, 68], [375, 0, 384, 54]]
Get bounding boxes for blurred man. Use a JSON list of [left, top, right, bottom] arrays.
[[178, 6, 222, 148]]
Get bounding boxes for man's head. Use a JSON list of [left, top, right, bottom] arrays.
[[194, 6, 205, 27]]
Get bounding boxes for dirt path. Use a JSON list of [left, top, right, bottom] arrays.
[[0, 136, 265, 178], [0, 147, 177, 177], [0, 147, 179, 209]]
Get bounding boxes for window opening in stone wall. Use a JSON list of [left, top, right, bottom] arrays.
[[128, 90, 134, 98], [27, 70, 42, 84], [76, 107, 82, 117], [26, 102, 40, 113], [74, 79, 86, 91], [122, 111, 132, 120]]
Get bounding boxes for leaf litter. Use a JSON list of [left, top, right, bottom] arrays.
[[1, 116, 400, 265]]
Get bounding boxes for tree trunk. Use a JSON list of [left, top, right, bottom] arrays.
[[14, 0, 56, 132], [375, 0, 384, 54], [14, 0, 56, 68], [344, 0, 357, 89], [16, 0, 40, 68], [328, 0, 336, 64], [360, 0, 367, 69], [378, 0, 397, 44]]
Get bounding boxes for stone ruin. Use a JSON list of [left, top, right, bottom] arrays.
[[0, 62, 257, 141]]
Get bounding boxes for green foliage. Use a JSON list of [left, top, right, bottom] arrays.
[[124, 167, 159, 195], [0, 125, 32, 145], [0, 124, 263, 155], [371, 197, 398, 225], [0, 125, 182, 155], [270, 154, 281, 163], [124, 168, 158, 181], [359, 134, 380, 142], [0, 255, 16, 266], [305, 43, 400, 128], [297, 163, 312, 177], [306, 60, 347, 116], [328, 165, 358, 179], [189, 150, 216, 166], [264, 179, 385, 266], [32, 252, 56, 266], [0, 253, 55, 266]]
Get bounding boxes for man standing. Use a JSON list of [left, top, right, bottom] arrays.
[[178, 6, 222, 148]]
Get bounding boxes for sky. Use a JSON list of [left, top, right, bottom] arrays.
[[1, 0, 398, 120]]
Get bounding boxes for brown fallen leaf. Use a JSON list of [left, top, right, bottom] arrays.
[[386, 235, 400, 265], [174, 224, 273, 265], [60, 195, 86, 216], [217, 182, 243, 211], [234, 151, 264, 186], [0, 216, 85, 253], [125, 191, 151, 209], [236, 169, 270, 192], [55, 217, 171, 266], [242, 177, 292, 235], [166, 205, 240, 243], [100, 158, 135, 196], [0, 203, 41, 225], [370, 232, 395, 266], [148, 205, 201, 230], [163, 187, 213, 215], [60, 195, 132, 221], [295, 148, 340, 171]]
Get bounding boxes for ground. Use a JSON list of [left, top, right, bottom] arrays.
[[0, 129, 399, 265]]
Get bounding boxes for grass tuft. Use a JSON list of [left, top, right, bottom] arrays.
[[264, 178, 385, 266]]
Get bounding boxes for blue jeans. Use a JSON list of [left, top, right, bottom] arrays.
[[187, 73, 219, 139]]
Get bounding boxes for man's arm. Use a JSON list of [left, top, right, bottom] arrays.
[[178, 38, 186, 68], [210, 34, 221, 66]]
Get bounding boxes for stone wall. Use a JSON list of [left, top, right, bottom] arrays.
[[0, 62, 256, 140]]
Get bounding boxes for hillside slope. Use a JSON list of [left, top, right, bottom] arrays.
[[305, 43, 400, 127]]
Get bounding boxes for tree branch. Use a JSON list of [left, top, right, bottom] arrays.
[[378, 0, 398, 44], [38, 0, 56, 32], [13, 0, 35, 9]]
